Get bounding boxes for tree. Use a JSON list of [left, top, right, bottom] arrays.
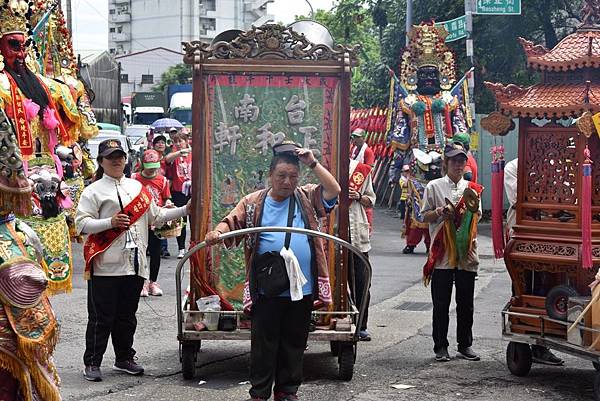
[[300, 0, 584, 111], [153, 64, 192, 92], [298, 1, 389, 107]]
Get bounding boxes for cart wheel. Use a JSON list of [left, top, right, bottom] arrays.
[[330, 341, 340, 357], [181, 343, 197, 380], [506, 342, 532, 377], [545, 285, 578, 321], [594, 361, 600, 372], [338, 343, 355, 381]]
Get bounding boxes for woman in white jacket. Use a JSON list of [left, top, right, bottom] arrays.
[[76, 139, 190, 382]]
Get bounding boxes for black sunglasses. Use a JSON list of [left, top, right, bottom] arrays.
[[7, 39, 27, 52]]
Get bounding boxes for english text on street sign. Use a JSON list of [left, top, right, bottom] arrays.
[[476, 0, 521, 15], [436, 15, 467, 42]]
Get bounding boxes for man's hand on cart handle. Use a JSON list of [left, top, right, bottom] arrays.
[[205, 223, 228, 245], [205, 230, 223, 246]]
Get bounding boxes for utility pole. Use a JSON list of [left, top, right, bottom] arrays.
[[465, 0, 475, 117], [65, 0, 72, 33], [405, 0, 413, 45]]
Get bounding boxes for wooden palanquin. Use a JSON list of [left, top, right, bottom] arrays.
[[485, 13, 600, 334]]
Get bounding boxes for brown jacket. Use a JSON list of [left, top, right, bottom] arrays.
[[220, 184, 333, 311]]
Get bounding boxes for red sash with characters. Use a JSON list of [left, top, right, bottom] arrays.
[[83, 187, 152, 280], [349, 162, 372, 192], [6, 73, 33, 156], [6, 73, 71, 156]]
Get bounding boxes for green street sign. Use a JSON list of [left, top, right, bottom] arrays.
[[476, 0, 521, 15], [437, 15, 467, 42]]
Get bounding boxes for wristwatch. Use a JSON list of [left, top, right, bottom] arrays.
[[309, 160, 318, 169]]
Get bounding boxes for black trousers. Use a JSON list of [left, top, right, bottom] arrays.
[[148, 228, 161, 282], [249, 295, 313, 399], [351, 252, 370, 330], [171, 191, 190, 250], [431, 268, 476, 353], [83, 275, 145, 366], [397, 199, 406, 219]]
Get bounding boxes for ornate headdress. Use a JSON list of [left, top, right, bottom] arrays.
[[31, 1, 77, 76], [0, 0, 32, 37], [400, 22, 457, 92]]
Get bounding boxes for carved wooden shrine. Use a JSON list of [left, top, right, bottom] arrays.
[[485, 8, 600, 336]]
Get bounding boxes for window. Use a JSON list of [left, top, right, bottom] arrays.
[[109, 48, 116, 54], [117, 26, 123, 33], [200, 0, 216, 11], [120, 74, 129, 83], [141, 75, 153, 84], [109, 9, 115, 14], [199, 17, 216, 35], [109, 27, 115, 33]]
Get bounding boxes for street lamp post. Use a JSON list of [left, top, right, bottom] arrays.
[[406, 0, 413, 45], [304, 0, 314, 19]]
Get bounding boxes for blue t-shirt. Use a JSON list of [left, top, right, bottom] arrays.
[[258, 196, 313, 297]]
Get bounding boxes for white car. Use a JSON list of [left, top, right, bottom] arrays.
[[125, 124, 151, 153], [87, 130, 135, 176]]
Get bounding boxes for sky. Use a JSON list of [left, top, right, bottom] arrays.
[[68, 0, 337, 52]]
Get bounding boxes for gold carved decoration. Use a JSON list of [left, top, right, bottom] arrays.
[[400, 22, 456, 91], [514, 241, 577, 257], [182, 24, 360, 64], [481, 111, 513, 136], [577, 112, 595, 138]]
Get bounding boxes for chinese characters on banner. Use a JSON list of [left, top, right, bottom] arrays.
[[212, 78, 330, 157], [205, 74, 339, 308]]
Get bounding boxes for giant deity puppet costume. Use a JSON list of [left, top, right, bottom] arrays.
[[0, 0, 98, 294], [0, 1, 98, 399], [387, 22, 472, 254]]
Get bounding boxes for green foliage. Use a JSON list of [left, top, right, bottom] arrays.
[[153, 64, 192, 92], [299, 0, 584, 111]]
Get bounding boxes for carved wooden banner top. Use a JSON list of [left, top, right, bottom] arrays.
[[183, 23, 360, 64]]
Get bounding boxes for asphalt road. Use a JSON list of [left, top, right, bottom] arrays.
[[51, 208, 594, 400]]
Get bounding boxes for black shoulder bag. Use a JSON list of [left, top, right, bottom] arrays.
[[253, 195, 295, 297]]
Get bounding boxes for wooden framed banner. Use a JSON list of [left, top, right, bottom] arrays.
[[184, 24, 358, 311]]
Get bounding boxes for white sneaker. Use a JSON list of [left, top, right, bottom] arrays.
[[140, 281, 149, 297], [149, 281, 163, 296], [177, 249, 185, 259]]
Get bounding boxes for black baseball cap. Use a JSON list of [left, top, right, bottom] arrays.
[[98, 139, 126, 158], [444, 142, 467, 159], [152, 134, 167, 145], [272, 140, 301, 156]]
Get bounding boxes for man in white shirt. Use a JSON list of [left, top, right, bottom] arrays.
[[503, 158, 563, 366], [76, 139, 190, 382], [348, 159, 376, 341], [421, 142, 482, 362]]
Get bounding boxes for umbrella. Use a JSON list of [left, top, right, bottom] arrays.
[[151, 118, 184, 130]]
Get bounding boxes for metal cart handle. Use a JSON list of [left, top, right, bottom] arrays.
[[175, 226, 372, 341]]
